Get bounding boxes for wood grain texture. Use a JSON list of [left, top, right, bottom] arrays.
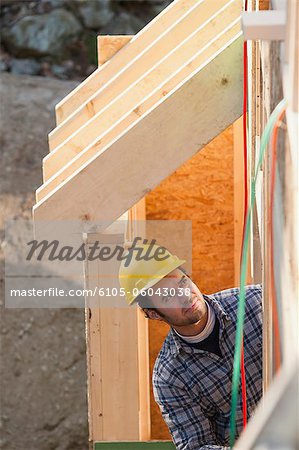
[[85, 38, 149, 444], [55, 0, 198, 125], [48, 0, 238, 154], [98, 35, 132, 66], [258, 0, 270, 10], [33, 37, 242, 226], [41, 22, 241, 190], [146, 127, 235, 439]]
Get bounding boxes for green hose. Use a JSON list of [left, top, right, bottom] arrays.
[[229, 98, 287, 448]]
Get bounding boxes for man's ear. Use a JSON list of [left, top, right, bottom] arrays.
[[143, 308, 163, 321]]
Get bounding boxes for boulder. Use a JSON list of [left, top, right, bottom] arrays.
[[10, 58, 41, 76], [101, 11, 145, 35], [77, 0, 115, 30], [2, 9, 82, 57]]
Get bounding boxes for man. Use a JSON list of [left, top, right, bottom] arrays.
[[119, 243, 263, 450]]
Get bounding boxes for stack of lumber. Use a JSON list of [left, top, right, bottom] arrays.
[[33, 0, 243, 226]]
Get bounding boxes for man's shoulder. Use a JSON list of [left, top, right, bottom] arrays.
[[152, 330, 178, 382], [210, 284, 262, 307], [208, 284, 262, 322], [212, 284, 262, 301]]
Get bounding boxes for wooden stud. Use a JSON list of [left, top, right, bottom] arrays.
[[233, 117, 244, 286], [85, 232, 147, 442], [84, 38, 149, 446]]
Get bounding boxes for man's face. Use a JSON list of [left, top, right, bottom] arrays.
[[147, 268, 206, 327]]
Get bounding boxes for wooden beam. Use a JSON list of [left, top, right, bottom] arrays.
[[233, 117, 244, 286], [33, 37, 243, 224], [250, 38, 262, 283], [97, 35, 132, 66], [286, 0, 298, 113], [85, 37, 149, 446], [55, 0, 199, 125], [39, 22, 242, 196], [85, 232, 149, 444], [49, 0, 237, 151]]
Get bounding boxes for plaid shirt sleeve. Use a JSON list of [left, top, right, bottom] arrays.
[[153, 373, 230, 450]]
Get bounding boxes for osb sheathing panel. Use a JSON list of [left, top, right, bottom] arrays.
[[146, 126, 234, 439], [259, 0, 270, 10]]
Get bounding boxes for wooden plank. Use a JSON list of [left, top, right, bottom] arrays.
[[233, 117, 244, 286], [260, 41, 273, 392], [85, 250, 103, 446], [38, 23, 242, 197], [98, 35, 132, 66], [45, 15, 241, 181], [85, 38, 149, 445], [49, 0, 237, 151], [130, 202, 150, 441], [233, 115, 253, 285], [251, 39, 263, 283], [33, 37, 243, 225], [85, 229, 149, 444], [55, 0, 199, 125], [286, 0, 298, 112]]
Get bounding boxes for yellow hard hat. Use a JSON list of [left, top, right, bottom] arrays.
[[119, 242, 186, 305]]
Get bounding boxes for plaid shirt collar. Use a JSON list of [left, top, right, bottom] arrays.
[[168, 294, 232, 357]]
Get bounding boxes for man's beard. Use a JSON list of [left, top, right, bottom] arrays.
[[163, 309, 203, 327]]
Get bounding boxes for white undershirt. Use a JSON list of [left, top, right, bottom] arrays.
[[174, 301, 216, 343]]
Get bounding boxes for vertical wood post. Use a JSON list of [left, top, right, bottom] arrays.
[[85, 35, 149, 448]]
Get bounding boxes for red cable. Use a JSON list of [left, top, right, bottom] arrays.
[[240, 0, 249, 430], [269, 109, 286, 372]]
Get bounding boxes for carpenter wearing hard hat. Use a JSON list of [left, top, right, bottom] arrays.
[[119, 242, 263, 450]]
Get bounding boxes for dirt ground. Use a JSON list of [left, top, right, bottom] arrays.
[[0, 73, 89, 450]]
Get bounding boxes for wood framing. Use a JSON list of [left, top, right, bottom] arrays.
[[85, 37, 149, 447], [233, 0, 298, 447], [33, 37, 243, 223], [48, 0, 238, 153], [85, 226, 149, 445], [233, 117, 244, 286], [55, 0, 199, 125], [233, 116, 255, 286], [97, 36, 132, 66], [250, 39, 262, 283], [41, 24, 242, 188]]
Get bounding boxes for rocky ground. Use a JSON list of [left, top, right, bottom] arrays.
[[0, 0, 173, 80], [0, 73, 88, 450], [0, 2, 173, 448]]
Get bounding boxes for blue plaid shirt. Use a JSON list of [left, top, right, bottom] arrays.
[[153, 285, 263, 450]]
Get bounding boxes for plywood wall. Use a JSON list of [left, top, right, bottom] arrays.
[[145, 126, 235, 439]]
